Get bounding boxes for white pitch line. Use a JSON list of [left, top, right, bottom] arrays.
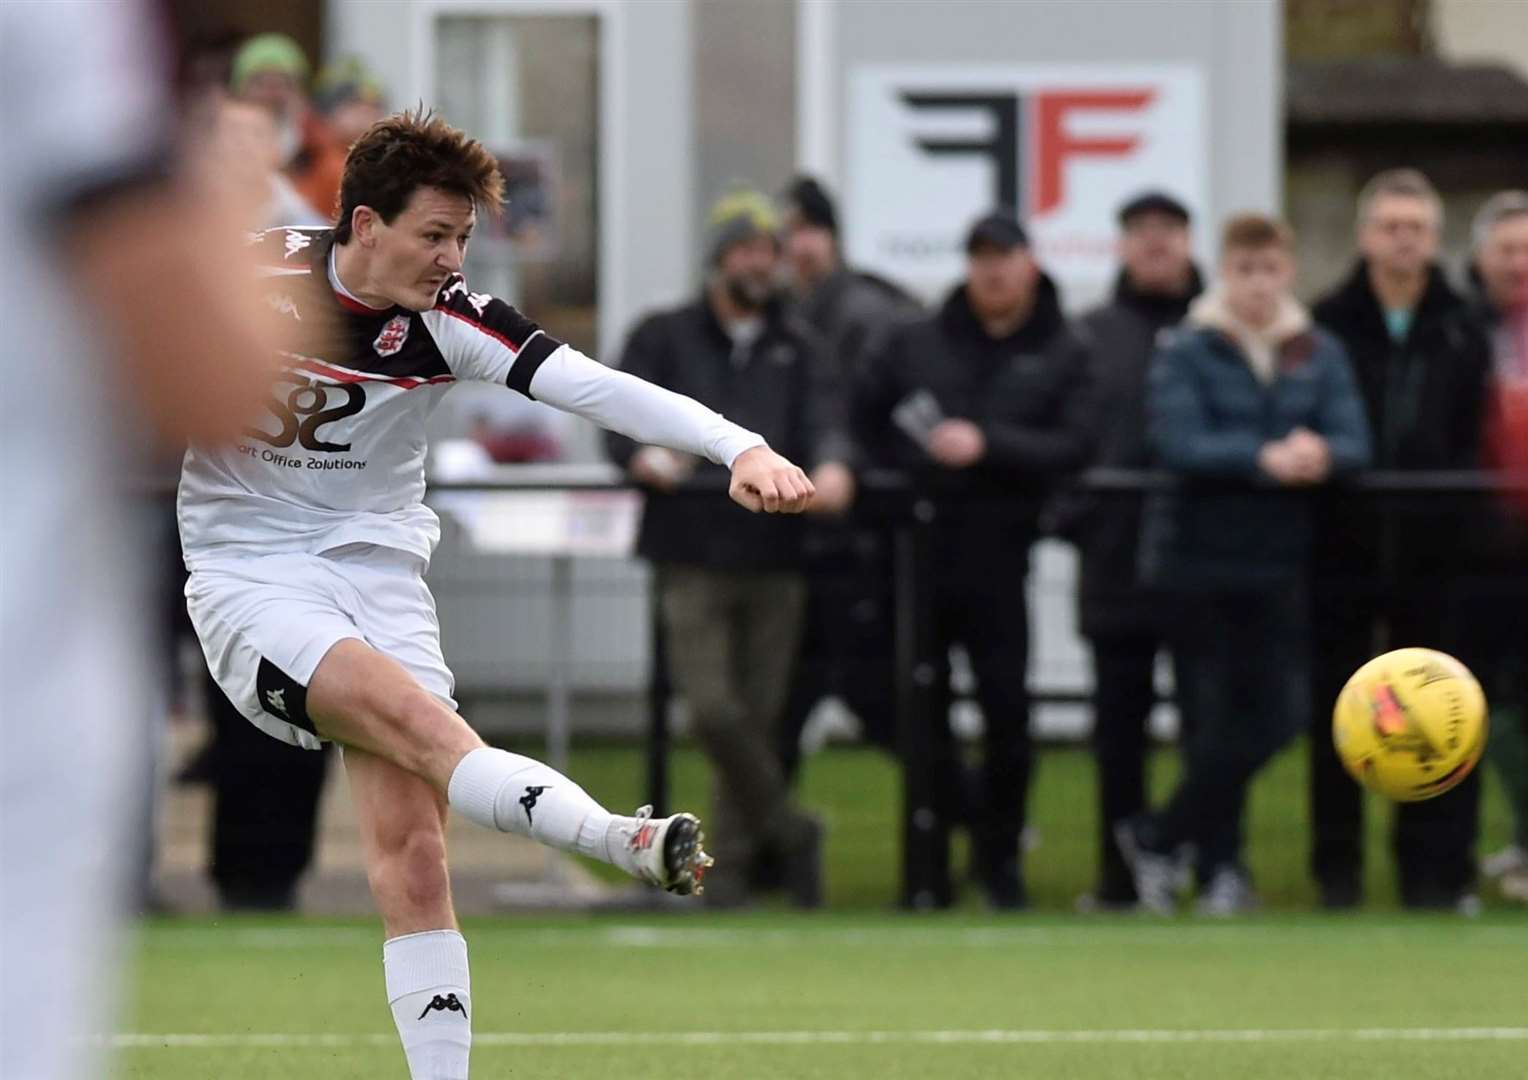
[[110, 1028, 1528, 1050], [142, 923, 1528, 952]]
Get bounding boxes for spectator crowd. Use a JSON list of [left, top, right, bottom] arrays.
[[610, 170, 1528, 917]]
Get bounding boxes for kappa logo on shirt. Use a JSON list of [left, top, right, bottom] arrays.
[[441, 278, 492, 315], [284, 229, 312, 259], [374, 314, 411, 356]]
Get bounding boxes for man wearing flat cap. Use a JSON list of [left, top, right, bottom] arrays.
[[1071, 190, 1203, 912], [606, 189, 847, 908], [853, 209, 1095, 909]]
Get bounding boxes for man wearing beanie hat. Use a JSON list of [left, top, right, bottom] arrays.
[[773, 175, 919, 783], [606, 188, 850, 907], [230, 33, 311, 168], [853, 208, 1095, 909], [780, 175, 918, 390]]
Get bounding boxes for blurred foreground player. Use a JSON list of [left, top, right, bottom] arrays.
[[177, 110, 814, 1079], [0, 4, 281, 1079]]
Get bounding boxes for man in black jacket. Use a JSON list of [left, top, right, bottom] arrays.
[[853, 210, 1094, 908], [1309, 169, 1491, 911], [605, 190, 846, 907], [774, 176, 920, 773], [1074, 192, 1202, 910]]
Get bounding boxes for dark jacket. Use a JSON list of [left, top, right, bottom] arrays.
[[1141, 316, 1372, 588], [1073, 268, 1202, 637], [1460, 270, 1528, 572], [797, 267, 920, 380], [852, 274, 1094, 561], [604, 295, 836, 570], [1310, 261, 1491, 576]]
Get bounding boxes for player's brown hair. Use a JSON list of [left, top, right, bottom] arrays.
[[1220, 212, 1294, 254], [334, 108, 503, 243]]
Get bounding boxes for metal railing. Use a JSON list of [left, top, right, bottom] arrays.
[[149, 464, 1528, 906]]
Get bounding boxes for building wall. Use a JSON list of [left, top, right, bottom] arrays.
[[692, 0, 797, 263], [812, 0, 1282, 309], [1432, 0, 1528, 77], [326, 0, 694, 355]]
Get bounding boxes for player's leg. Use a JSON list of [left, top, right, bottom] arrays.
[[305, 638, 709, 893], [345, 745, 473, 1080]]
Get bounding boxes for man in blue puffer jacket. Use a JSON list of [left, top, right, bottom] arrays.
[[1118, 213, 1371, 915]]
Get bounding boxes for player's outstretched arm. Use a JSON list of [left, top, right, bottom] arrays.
[[431, 292, 814, 513], [728, 445, 815, 514], [526, 344, 815, 514]]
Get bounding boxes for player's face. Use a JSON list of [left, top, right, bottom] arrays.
[[1359, 194, 1439, 279], [1220, 243, 1294, 328], [1479, 214, 1528, 313], [370, 187, 476, 311], [1120, 212, 1193, 294]]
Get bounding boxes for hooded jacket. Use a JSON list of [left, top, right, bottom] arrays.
[[851, 273, 1094, 560], [1140, 289, 1372, 588]]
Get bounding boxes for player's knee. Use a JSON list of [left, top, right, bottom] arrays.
[[371, 685, 452, 756]]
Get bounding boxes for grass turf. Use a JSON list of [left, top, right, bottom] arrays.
[[118, 743, 1525, 1078], [122, 913, 1527, 1079]]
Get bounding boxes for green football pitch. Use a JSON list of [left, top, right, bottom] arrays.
[[120, 913, 1527, 1079], [117, 743, 1527, 1079]]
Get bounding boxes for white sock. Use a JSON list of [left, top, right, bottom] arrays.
[[384, 930, 472, 1080], [446, 747, 642, 874]]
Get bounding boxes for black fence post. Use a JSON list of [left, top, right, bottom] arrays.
[[893, 496, 944, 909], [645, 586, 671, 816]]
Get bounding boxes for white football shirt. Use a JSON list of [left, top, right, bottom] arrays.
[[179, 228, 764, 566]]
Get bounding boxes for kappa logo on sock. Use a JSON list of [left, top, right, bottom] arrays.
[[417, 993, 468, 1021], [519, 785, 552, 825]]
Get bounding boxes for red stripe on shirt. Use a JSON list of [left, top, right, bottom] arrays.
[[333, 289, 392, 315], [431, 303, 531, 356], [291, 357, 455, 390]]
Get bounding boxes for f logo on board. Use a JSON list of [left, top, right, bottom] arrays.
[[900, 89, 1155, 220], [844, 65, 1205, 302]]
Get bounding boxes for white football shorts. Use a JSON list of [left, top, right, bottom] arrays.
[[185, 543, 457, 750]]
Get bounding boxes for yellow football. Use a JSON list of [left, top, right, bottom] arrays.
[[1331, 647, 1488, 803]]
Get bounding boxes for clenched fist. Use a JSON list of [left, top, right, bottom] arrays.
[[729, 445, 816, 513]]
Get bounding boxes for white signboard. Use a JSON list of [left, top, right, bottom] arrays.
[[845, 65, 1207, 308]]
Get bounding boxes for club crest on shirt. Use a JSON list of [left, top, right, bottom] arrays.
[[374, 314, 411, 357]]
